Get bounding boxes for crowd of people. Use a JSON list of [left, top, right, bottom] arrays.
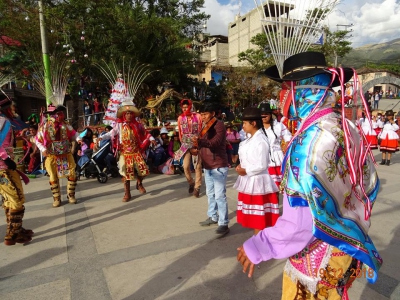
[[2, 51, 399, 298]]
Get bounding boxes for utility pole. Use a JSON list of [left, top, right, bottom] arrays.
[[335, 24, 353, 67], [38, 0, 52, 107]]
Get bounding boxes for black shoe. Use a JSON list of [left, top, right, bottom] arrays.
[[379, 159, 386, 165], [199, 217, 218, 226], [215, 225, 230, 235], [188, 184, 195, 194], [193, 188, 200, 198], [386, 160, 391, 166]]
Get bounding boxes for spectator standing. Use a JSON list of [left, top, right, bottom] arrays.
[[193, 103, 230, 235], [208, 77, 217, 88], [27, 125, 40, 173], [225, 122, 241, 167], [93, 98, 102, 125], [234, 107, 279, 235], [373, 92, 380, 110], [83, 99, 92, 126]]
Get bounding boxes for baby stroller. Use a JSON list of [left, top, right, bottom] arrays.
[[76, 141, 119, 183]]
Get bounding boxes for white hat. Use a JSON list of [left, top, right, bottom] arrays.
[[160, 127, 168, 134]]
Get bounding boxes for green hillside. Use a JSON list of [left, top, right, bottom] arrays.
[[340, 38, 400, 68]]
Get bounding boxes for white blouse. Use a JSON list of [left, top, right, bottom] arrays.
[[379, 122, 399, 140], [233, 129, 279, 195], [264, 121, 292, 167]]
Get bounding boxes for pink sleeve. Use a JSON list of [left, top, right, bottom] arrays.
[[0, 147, 8, 160], [243, 193, 314, 264]]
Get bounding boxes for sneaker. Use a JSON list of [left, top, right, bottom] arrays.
[[193, 188, 200, 198], [215, 225, 230, 235], [199, 217, 218, 226]]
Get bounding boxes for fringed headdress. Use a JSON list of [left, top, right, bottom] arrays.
[[33, 58, 69, 115], [95, 59, 157, 125]]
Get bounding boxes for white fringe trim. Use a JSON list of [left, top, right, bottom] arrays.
[[284, 244, 333, 295]]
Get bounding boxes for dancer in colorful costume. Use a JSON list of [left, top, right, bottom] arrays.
[[36, 105, 80, 207], [237, 52, 382, 299], [174, 99, 203, 197], [0, 91, 33, 245], [100, 100, 151, 202]]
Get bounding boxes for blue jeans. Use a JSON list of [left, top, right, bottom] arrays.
[[204, 167, 229, 226]]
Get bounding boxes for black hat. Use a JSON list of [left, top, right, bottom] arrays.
[[199, 102, 219, 113], [258, 102, 274, 115], [264, 52, 353, 87], [0, 92, 12, 110], [241, 107, 262, 121], [385, 109, 395, 117]]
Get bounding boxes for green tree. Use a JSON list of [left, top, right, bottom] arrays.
[[237, 33, 274, 72], [317, 26, 352, 67]]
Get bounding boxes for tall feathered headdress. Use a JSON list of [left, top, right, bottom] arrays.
[[254, 0, 340, 78], [96, 59, 157, 125], [95, 59, 156, 102], [33, 58, 69, 113]]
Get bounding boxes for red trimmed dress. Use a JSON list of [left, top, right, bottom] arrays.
[[379, 122, 400, 152], [264, 121, 292, 189], [361, 119, 378, 149], [234, 130, 280, 229]]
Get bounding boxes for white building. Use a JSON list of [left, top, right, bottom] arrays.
[[228, 1, 294, 67]]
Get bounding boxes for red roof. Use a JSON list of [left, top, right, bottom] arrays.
[[0, 36, 22, 46]]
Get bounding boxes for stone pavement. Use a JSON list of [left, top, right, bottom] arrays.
[[0, 148, 399, 300]]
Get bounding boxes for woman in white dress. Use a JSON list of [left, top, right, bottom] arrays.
[[359, 112, 378, 149], [234, 107, 279, 235], [378, 110, 399, 166], [258, 102, 292, 189]]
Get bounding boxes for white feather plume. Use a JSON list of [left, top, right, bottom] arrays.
[[95, 59, 156, 101], [33, 58, 69, 107], [254, 0, 341, 78]]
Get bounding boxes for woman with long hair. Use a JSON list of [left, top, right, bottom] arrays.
[[258, 102, 292, 189], [234, 107, 279, 235]]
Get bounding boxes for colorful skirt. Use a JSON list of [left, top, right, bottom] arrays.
[[365, 134, 378, 149], [282, 240, 361, 300], [268, 166, 282, 189], [237, 192, 279, 230], [380, 136, 399, 153]]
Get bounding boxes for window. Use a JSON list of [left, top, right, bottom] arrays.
[[242, 17, 246, 22], [375, 73, 382, 78], [230, 23, 236, 28]]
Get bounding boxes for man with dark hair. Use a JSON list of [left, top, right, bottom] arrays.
[[0, 92, 33, 245], [175, 99, 203, 197], [192, 103, 230, 235]]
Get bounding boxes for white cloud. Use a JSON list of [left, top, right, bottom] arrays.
[[203, 0, 239, 35], [325, 0, 400, 46], [206, 0, 400, 47]]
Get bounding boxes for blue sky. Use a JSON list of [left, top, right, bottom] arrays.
[[203, 0, 400, 48]]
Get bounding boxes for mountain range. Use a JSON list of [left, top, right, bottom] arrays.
[[340, 38, 400, 69]]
